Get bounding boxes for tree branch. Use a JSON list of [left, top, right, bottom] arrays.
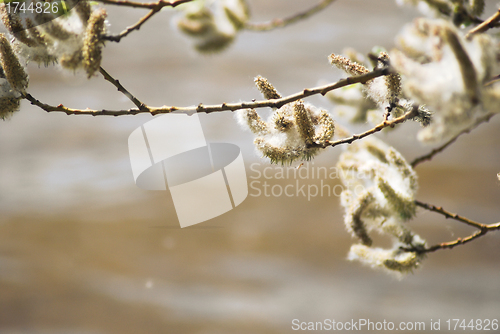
[[103, 9, 157, 42], [98, 0, 194, 42], [21, 66, 390, 116], [96, 0, 193, 10], [244, 0, 336, 31], [99, 66, 147, 110], [466, 7, 500, 39], [415, 200, 484, 229], [311, 104, 419, 149], [401, 200, 500, 254], [410, 113, 496, 167]]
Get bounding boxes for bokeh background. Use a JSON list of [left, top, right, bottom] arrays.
[[1, 0, 499, 333]]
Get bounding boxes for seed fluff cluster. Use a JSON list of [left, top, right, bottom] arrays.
[[337, 137, 426, 277], [328, 50, 432, 127], [0, 33, 27, 119], [0, 1, 107, 119], [176, 0, 249, 53], [236, 76, 335, 165], [396, 0, 486, 25], [391, 17, 500, 142]]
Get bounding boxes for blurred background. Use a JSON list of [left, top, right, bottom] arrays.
[[1, 0, 499, 333]]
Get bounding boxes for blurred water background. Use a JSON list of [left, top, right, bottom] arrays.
[[1, 0, 499, 333]]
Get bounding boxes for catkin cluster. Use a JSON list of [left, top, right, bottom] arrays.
[[236, 76, 335, 165], [337, 137, 426, 277], [0, 1, 107, 119], [396, 0, 485, 24], [328, 50, 432, 127], [391, 17, 500, 142], [176, 0, 249, 53], [0, 33, 26, 119], [330, 52, 402, 109]]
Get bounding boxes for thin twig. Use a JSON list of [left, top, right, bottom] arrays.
[[99, 67, 146, 110], [103, 9, 156, 42], [96, 0, 192, 10], [21, 67, 390, 116], [98, 0, 194, 42], [418, 224, 500, 253], [401, 200, 500, 254], [22, 93, 146, 116], [410, 113, 496, 167], [466, 7, 500, 39], [244, 0, 336, 31], [484, 74, 500, 87], [312, 105, 419, 149], [415, 200, 484, 229]]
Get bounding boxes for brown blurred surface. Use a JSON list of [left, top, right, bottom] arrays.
[[1, 1, 500, 333]]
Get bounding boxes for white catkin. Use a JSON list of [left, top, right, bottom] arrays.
[[391, 18, 500, 143], [338, 137, 425, 276]]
